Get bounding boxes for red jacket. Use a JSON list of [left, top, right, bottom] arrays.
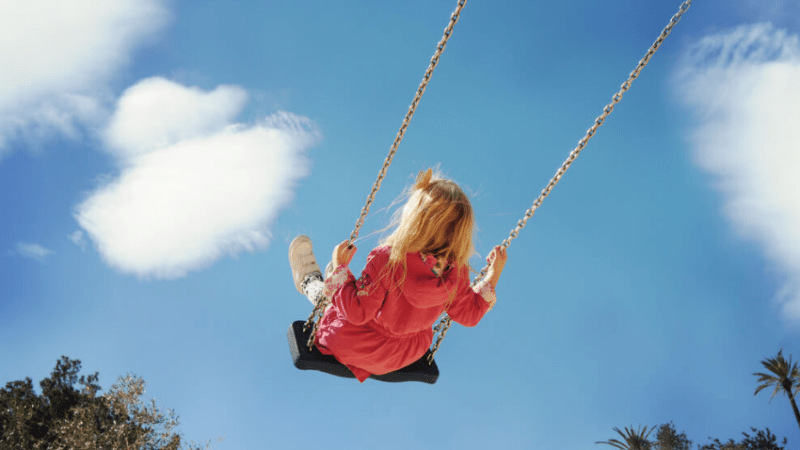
[[316, 245, 496, 382]]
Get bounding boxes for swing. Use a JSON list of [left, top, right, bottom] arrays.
[[287, 321, 440, 383], [287, 0, 693, 383]]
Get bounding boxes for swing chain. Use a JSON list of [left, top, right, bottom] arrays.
[[304, 295, 328, 350], [428, 315, 452, 364], [347, 0, 468, 246], [470, 0, 693, 285], [305, 0, 468, 352], [430, 0, 694, 363]]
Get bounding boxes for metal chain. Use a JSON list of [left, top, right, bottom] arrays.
[[304, 293, 327, 350], [305, 0, 469, 351], [427, 316, 452, 364], [428, 0, 694, 363], [348, 0, 467, 246]]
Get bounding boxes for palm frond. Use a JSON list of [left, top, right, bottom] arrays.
[[769, 383, 782, 402], [596, 425, 654, 450], [754, 382, 772, 397], [595, 438, 628, 450], [753, 349, 799, 402], [753, 372, 778, 383]]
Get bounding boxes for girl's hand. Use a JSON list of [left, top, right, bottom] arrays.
[[332, 241, 357, 267], [485, 245, 508, 286]]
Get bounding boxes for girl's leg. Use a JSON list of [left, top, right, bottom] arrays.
[[300, 272, 325, 306], [289, 235, 324, 306]]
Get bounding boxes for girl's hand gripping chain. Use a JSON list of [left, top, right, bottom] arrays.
[[332, 241, 357, 268], [485, 245, 508, 287]]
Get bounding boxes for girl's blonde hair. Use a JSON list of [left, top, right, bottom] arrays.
[[381, 168, 476, 275]]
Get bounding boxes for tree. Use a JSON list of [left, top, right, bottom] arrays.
[[697, 427, 787, 450], [0, 356, 215, 450], [753, 349, 800, 431], [0, 377, 41, 449], [596, 425, 655, 450], [651, 422, 691, 450], [599, 423, 788, 450]]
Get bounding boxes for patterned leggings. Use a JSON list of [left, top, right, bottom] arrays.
[[300, 272, 325, 306], [300, 262, 334, 306]]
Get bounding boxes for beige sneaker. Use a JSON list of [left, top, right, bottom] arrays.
[[289, 235, 322, 294]]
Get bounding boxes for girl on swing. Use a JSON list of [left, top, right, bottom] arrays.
[[288, 168, 507, 382]]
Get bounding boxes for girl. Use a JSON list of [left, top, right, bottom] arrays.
[[289, 168, 507, 382]]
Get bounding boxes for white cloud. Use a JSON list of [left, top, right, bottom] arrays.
[[104, 78, 249, 160], [675, 23, 800, 325], [15, 242, 54, 261], [68, 230, 87, 250], [0, 0, 170, 157], [75, 78, 319, 279]]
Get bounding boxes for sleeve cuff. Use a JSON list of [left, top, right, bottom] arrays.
[[324, 264, 354, 298], [473, 281, 497, 311]]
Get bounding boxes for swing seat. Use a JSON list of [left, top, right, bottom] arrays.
[[287, 321, 440, 384]]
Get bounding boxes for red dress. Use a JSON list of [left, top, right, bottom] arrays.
[[317, 245, 496, 382]]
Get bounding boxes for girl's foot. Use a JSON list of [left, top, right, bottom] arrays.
[[289, 235, 322, 295]]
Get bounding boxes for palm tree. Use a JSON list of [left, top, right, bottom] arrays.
[[596, 425, 655, 450], [753, 349, 800, 431]]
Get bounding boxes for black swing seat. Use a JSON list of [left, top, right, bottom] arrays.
[[287, 321, 439, 384]]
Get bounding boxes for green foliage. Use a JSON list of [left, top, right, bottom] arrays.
[[0, 356, 216, 450], [753, 349, 800, 402], [599, 423, 787, 450], [0, 377, 41, 449], [753, 349, 800, 430], [596, 425, 655, 450], [599, 350, 798, 450], [697, 427, 787, 450], [652, 422, 692, 450]]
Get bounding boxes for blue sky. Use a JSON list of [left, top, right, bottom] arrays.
[[2, 0, 800, 449]]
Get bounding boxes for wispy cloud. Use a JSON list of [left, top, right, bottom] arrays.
[[0, 0, 170, 158], [15, 242, 54, 261], [675, 23, 800, 326], [68, 230, 87, 250], [75, 78, 320, 279]]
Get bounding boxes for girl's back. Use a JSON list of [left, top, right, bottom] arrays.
[[317, 245, 495, 382]]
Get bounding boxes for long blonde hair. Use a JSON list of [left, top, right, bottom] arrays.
[[380, 168, 476, 282]]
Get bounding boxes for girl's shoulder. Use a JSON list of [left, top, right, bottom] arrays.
[[366, 245, 430, 269], [370, 245, 391, 256], [366, 245, 392, 264]]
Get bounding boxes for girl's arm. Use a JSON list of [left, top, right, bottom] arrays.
[[324, 245, 390, 326], [483, 245, 507, 287], [447, 246, 507, 326], [446, 274, 496, 327]]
